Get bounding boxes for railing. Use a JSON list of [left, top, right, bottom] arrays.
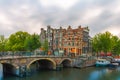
[[0, 51, 70, 59]]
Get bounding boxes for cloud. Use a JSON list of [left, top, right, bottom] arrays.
[[39, 0, 79, 10], [0, 0, 44, 37], [0, 0, 120, 38], [101, 25, 120, 36], [0, 13, 12, 24]]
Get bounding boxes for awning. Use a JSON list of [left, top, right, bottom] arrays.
[[100, 52, 112, 56]]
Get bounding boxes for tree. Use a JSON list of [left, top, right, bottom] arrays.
[[0, 35, 7, 52], [99, 31, 113, 53], [92, 33, 102, 57], [112, 37, 120, 55], [92, 31, 115, 56], [7, 31, 30, 51], [24, 33, 41, 51]]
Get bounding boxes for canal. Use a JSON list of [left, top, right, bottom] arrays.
[[3, 67, 120, 80]]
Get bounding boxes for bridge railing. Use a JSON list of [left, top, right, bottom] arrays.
[[0, 51, 70, 59]]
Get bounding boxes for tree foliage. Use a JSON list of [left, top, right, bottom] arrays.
[[24, 33, 41, 51], [112, 37, 120, 55], [99, 31, 113, 53], [7, 31, 30, 51], [0, 35, 7, 51], [92, 31, 120, 55], [92, 34, 101, 53]]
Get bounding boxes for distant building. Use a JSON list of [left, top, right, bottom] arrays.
[[40, 25, 91, 57], [40, 28, 46, 43]]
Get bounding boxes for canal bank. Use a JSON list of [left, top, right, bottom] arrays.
[[73, 56, 96, 68]]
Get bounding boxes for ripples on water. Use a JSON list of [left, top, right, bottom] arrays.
[[3, 67, 120, 80]]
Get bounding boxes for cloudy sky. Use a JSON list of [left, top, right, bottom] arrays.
[[0, 0, 120, 37]]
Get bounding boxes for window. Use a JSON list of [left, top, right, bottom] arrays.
[[68, 42, 70, 46], [68, 38, 70, 40], [72, 38, 74, 40], [72, 42, 74, 46]]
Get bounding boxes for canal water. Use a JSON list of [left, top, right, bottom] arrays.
[[3, 67, 120, 80]]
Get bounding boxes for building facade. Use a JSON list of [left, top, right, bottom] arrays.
[[40, 25, 91, 57]]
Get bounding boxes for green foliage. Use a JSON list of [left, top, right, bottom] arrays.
[[24, 33, 41, 51], [0, 35, 7, 51], [7, 31, 30, 51], [112, 39, 120, 55], [92, 34, 100, 53], [99, 31, 113, 53], [92, 31, 115, 54], [0, 31, 42, 52]]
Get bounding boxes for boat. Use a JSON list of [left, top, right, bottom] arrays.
[[95, 59, 110, 67], [113, 58, 120, 64], [108, 62, 119, 69]]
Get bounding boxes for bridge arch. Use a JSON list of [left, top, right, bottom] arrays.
[[0, 62, 19, 76], [0, 62, 19, 69], [59, 58, 72, 67], [27, 58, 56, 70]]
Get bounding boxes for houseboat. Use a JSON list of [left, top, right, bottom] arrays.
[[95, 59, 110, 67]]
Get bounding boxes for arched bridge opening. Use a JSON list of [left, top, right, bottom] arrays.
[[28, 59, 56, 72], [60, 59, 72, 68], [1, 63, 18, 77]]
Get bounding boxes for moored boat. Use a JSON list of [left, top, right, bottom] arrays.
[[108, 62, 119, 69], [114, 58, 120, 63], [95, 59, 110, 67]]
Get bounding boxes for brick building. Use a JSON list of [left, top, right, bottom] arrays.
[[40, 25, 91, 57]]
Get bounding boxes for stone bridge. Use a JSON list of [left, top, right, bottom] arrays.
[[0, 55, 73, 77]]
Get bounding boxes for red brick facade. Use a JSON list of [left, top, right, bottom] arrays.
[[40, 25, 90, 57]]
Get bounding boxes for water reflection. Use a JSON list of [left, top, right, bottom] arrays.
[[3, 67, 120, 80], [0, 63, 3, 80]]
